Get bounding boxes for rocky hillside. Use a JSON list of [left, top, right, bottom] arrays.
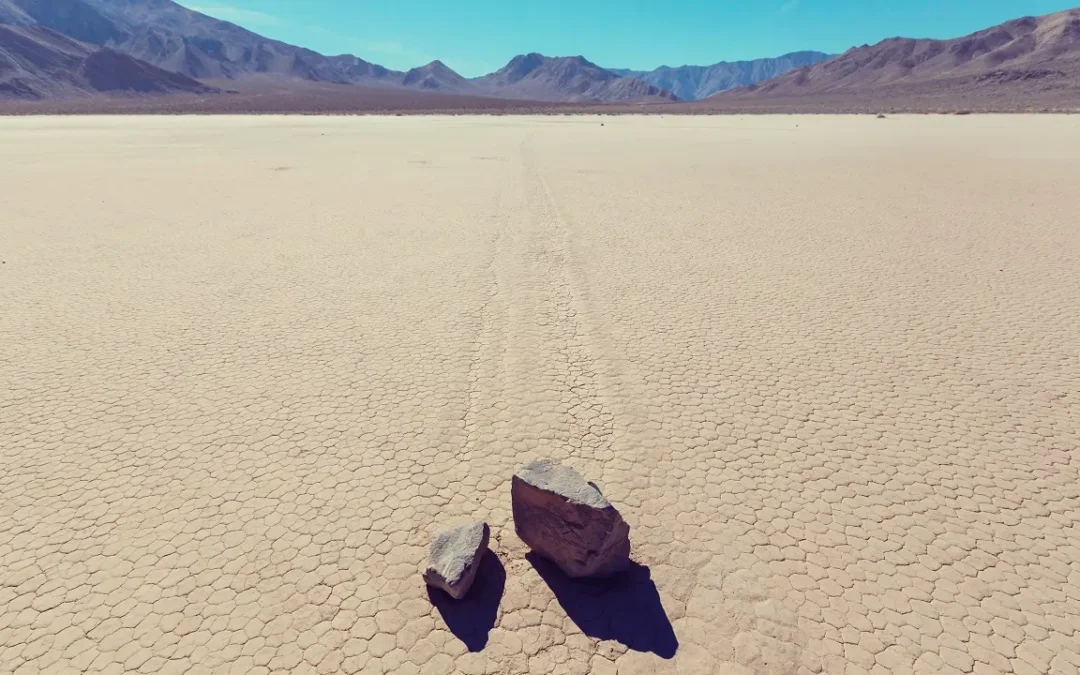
[[0, 22, 214, 98]]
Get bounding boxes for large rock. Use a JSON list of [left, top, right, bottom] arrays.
[[512, 459, 631, 578], [423, 521, 490, 600]]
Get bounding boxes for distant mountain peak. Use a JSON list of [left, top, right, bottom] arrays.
[[502, 52, 548, 78], [402, 59, 469, 90]]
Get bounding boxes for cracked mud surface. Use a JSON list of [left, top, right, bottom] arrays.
[[2, 115, 1079, 674]]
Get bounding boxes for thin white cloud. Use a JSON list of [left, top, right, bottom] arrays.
[[186, 4, 284, 27], [778, 0, 800, 15]]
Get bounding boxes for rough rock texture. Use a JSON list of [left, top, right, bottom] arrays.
[[423, 521, 490, 600], [512, 459, 631, 578]]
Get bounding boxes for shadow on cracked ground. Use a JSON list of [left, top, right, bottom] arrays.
[[428, 551, 506, 652], [527, 554, 679, 659]]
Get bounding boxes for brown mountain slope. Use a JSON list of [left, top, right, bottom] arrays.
[[475, 53, 677, 102], [0, 23, 213, 98], [709, 8, 1080, 109], [0, 0, 405, 85]]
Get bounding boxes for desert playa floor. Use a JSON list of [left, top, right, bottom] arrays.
[[2, 115, 1079, 675]]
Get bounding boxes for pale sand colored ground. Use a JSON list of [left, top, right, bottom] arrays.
[[1, 115, 1079, 675]]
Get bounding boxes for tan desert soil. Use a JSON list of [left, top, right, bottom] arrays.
[[1, 115, 1079, 675]]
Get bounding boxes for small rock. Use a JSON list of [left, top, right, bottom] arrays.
[[423, 521, 490, 599], [512, 459, 630, 578]]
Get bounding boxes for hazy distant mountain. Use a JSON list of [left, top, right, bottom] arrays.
[[474, 53, 677, 102], [0, 22, 213, 98], [713, 8, 1080, 105], [611, 51, 831, 100]]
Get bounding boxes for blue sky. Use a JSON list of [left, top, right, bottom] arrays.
[[178, 1, 1079, 76]]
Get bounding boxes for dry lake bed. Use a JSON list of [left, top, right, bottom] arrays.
[[2, 115, 1079, 674]]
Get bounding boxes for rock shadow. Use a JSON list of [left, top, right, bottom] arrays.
[[527, 553, 678, 658], [428, 551, 505, 652]]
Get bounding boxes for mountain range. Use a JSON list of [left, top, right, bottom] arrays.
[[0, 0, 817, 102], [1, 0, 1079, 111]]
